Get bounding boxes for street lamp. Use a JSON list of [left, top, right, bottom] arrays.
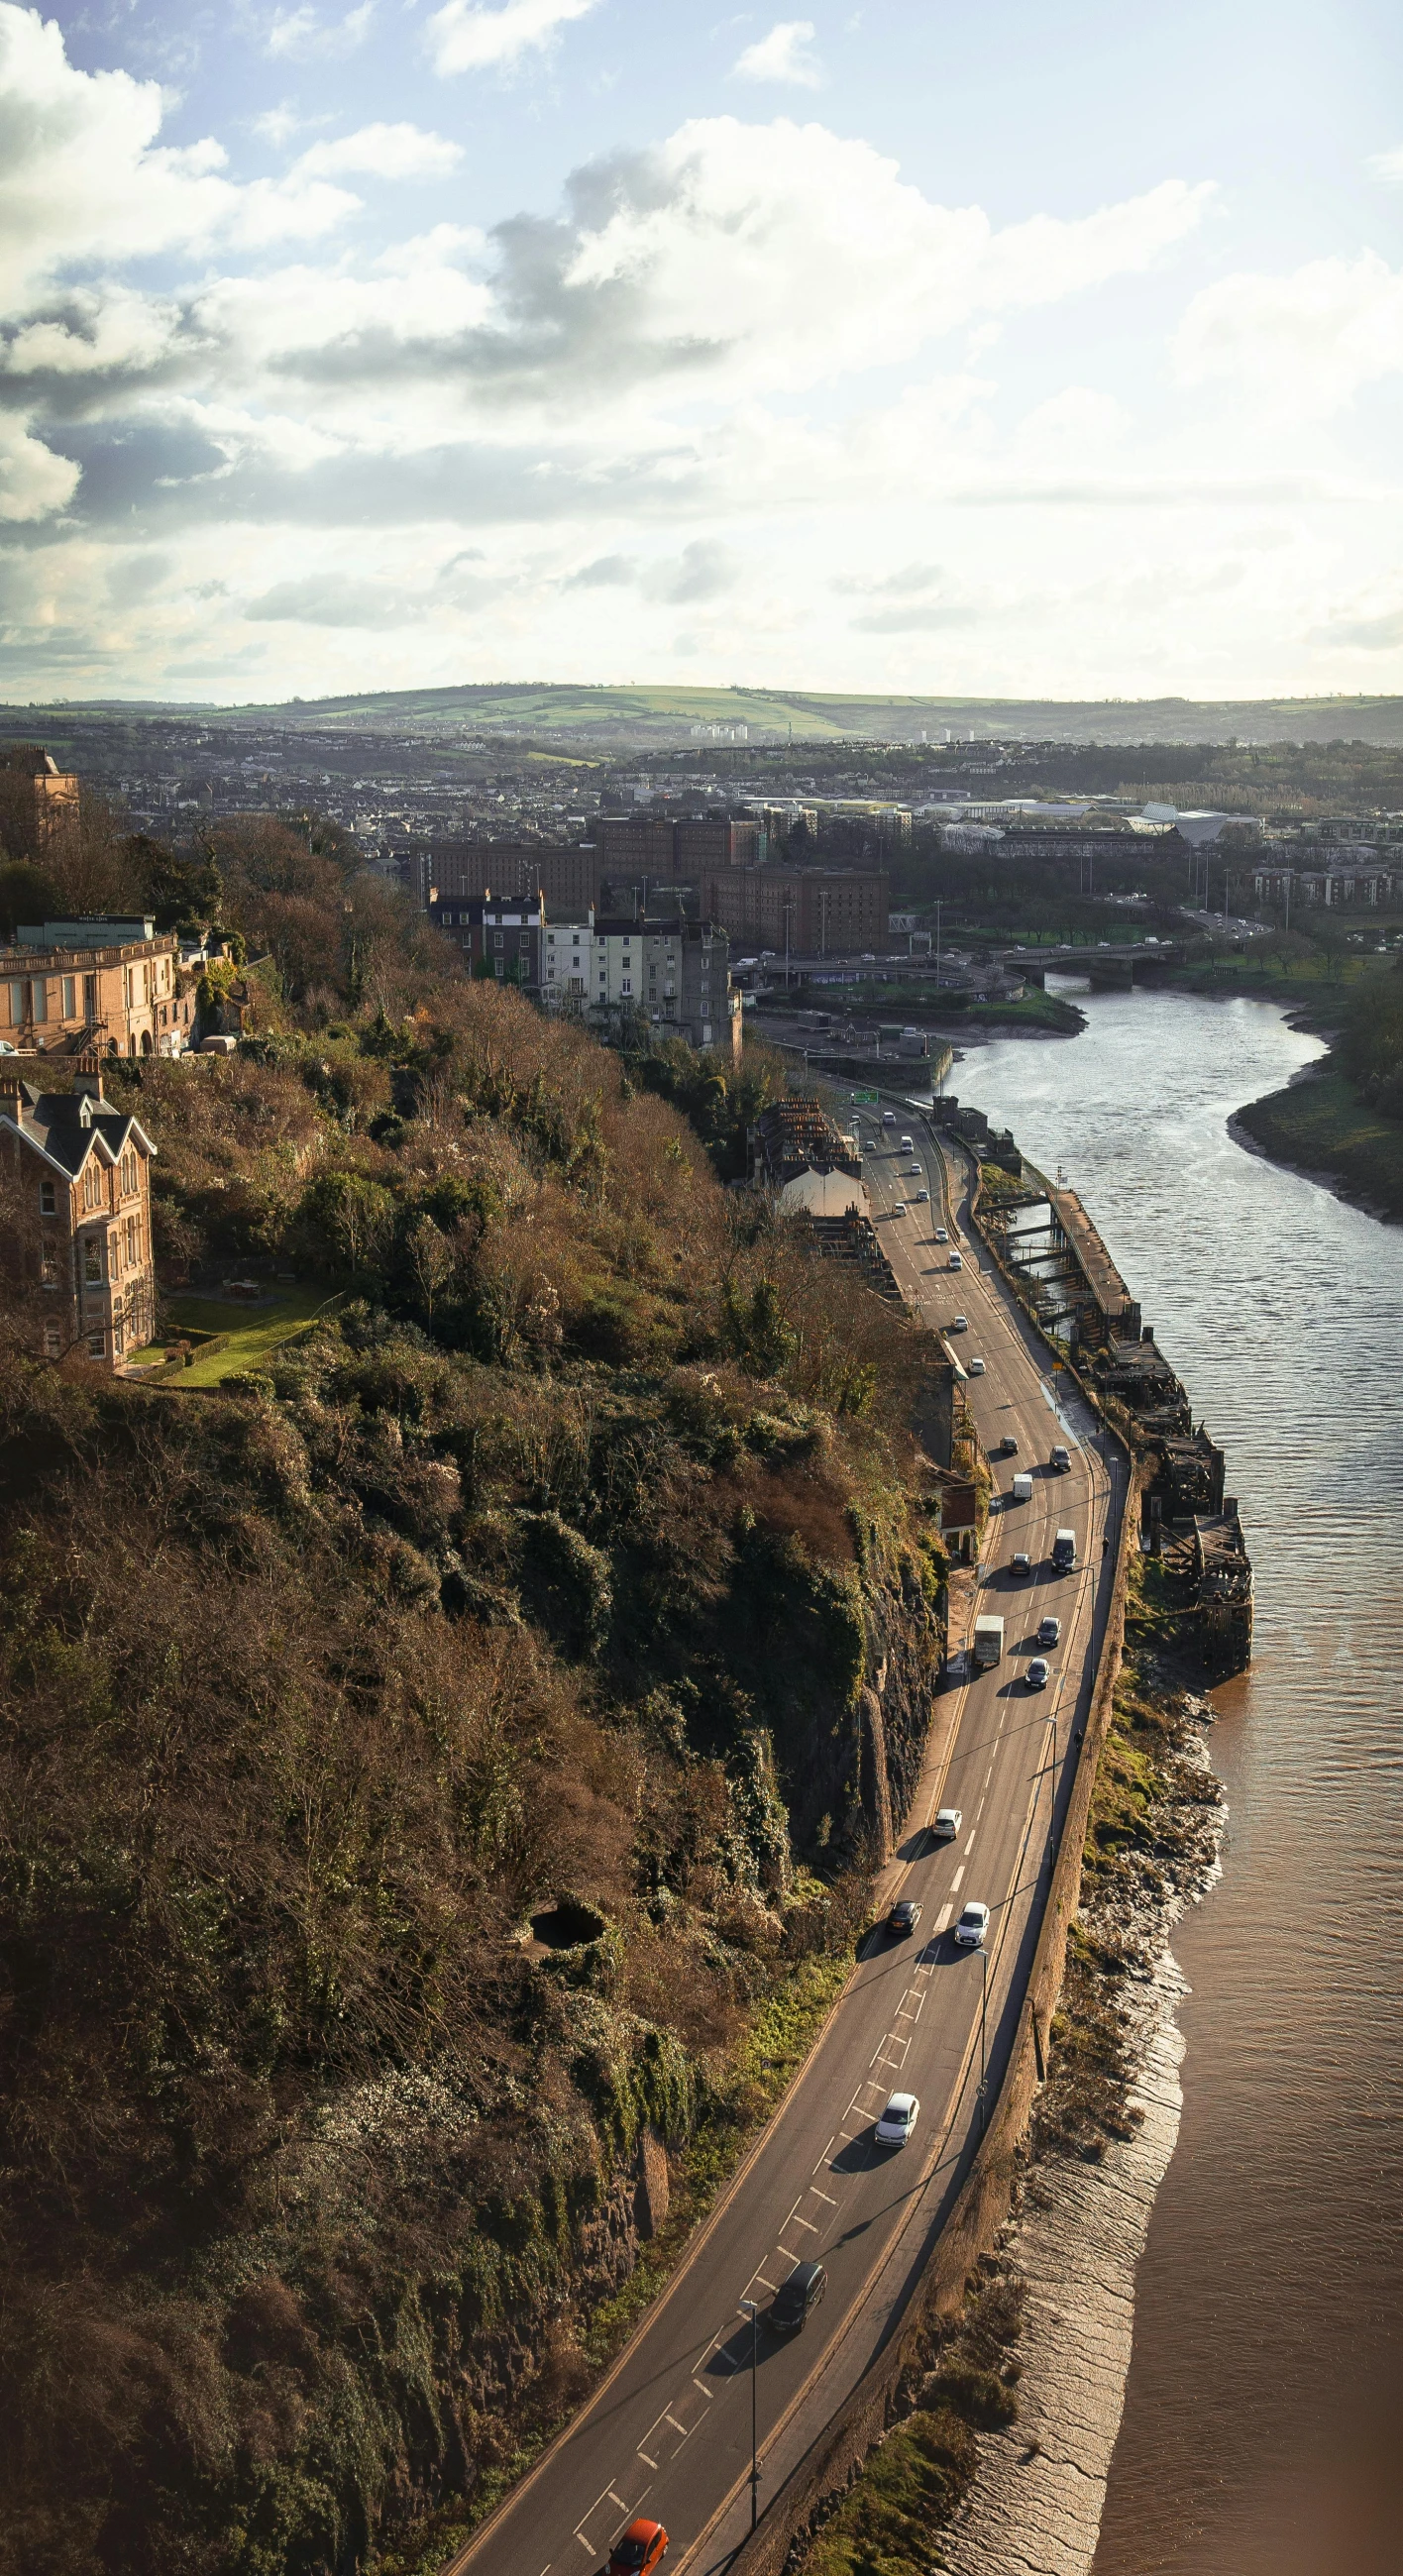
[[738, 2300, 761, 2530]]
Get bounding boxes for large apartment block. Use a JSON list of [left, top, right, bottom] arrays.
[[428, 841, 602, 916], [541, 912, 740, 1057], [0, 1064, 157, 1369], [2, 918, 193, 1057], [699, 864, 890, 954]]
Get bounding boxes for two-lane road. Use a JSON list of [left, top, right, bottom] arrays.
[[449, 1102, 1125, 2576]]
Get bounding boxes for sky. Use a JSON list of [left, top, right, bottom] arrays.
[[1, 0, 1401, 705]]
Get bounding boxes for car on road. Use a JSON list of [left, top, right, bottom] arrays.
[[1038, 1615, 1061, 1648], [948, 1250, 963, 1270], [887, 1897, 921, 1936], [1025, 1657, 1050, 1689], [1000, 1436, 1019, 1455], [935, 1227, 949, 1242], [950, 1314, 968, 1333], [1012, 1551, 1031, 1575], [907, 1163, 922, 1176], [968, 1356, 986, 1375], [916, 1187, 930, 1202], [892, 1201, 907, 1217], [770, 2259, 827, 2333], [954, 1901, 990, 1949], [875, 2092, 920, 2147], [1050, 1445, 1071, 1471], [605, 2519, 669, 2576], [933, 1806, 962, 1840]]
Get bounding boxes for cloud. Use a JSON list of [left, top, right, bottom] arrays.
[[849, 598, 978, 632], [732, 20, 822, 86], [641, 539, 738, 602], [295, 122, 463, 180], [1175, 251, 1403, 413], [565, 551, 636, 586], [835, 561, 943, 596], [266, 2, 375, 61], [246, 571, 411, 623], [1366, 144, 1403, 184], [1308, 602, 1403, 650], [425, 0, 595, 76], [0, 410, 78, 519]]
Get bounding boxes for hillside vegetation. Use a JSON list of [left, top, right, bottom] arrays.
[[0, 824, 950, 2576]]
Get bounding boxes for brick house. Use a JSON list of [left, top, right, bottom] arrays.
[[0, 1064, 157, 1368]]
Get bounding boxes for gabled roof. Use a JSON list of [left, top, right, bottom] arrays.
[[0, 1087, 156, 1181]]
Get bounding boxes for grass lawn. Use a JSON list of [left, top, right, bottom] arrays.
[[160, 1288, 340, 1386], [1237, 1066, 1403, 1222]]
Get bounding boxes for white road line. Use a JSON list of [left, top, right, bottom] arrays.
[[777, 2246, 803, 2267], [951, 1864, 965, 1892], [789, 2211, 820, 2233], [813, 2137, 835, 2171], [966, 1827, 978, 1853], [693, 2378, 714, 2400], [636, 2450, 658, 2469], [934, 1901, 954, 1933], [810, 2186, 837, 2205]]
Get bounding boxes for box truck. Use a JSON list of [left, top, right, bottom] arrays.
[[973, 1615, 1005, 1667], [1052, 1529, 1077, 1571]]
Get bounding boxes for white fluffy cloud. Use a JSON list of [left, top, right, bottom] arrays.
[[425, 0, 595, 76], [266, 4, 375, 62], [732, 21, 822, 86], [295, 122, 463, 179], [1175, 250, 1403, 412]]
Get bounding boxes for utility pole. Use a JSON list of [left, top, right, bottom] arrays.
[[739, 2300, 761, 2530]]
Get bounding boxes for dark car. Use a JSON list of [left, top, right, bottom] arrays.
[[887, 1897, 921, 1936], [1000, 1435, 1019, 1456], [606, 2521, 669, 2576], [770, 2259, 827, 2334]]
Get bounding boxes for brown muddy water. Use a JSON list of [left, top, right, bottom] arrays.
[[941, 990, 1403, 2576]]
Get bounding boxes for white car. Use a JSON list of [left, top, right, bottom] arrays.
[[950, 1315, 968, 1333], [892, 1201, 907, 1218], [907, 1163, 921, 1176], [935, 1228, 949, 1243], [968, 1356, 986, 1375], [874, 2092, 920, 2148], [948, 1250, 963, 1270], [933, 1807, 962, 1841], [954, 1901, 990, 1949], [916, 1187, 930, 1203]]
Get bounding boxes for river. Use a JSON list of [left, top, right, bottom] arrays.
[[939, 989, 1403, 2576]]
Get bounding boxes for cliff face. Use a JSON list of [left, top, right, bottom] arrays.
[[0, 1003, 950, 2576]]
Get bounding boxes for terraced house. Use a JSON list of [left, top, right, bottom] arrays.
[[0, 1065, 157, 1369]]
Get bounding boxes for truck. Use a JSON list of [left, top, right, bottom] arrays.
[[973, 1615, 1005, 1667], [1011, 1472, 1033, 1504], [1052, 1529, 1077, 1572]]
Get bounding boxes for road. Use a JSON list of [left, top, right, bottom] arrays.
[[450, 1102, 1126, 2576]]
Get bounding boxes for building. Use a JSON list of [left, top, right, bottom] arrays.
[[0, 743, 79, 857], [428, 893, 545, 989], [0, 1062, 157, 1369], [1251, 860, 1395, 910], [541, 912, 740, 1056], [700, 864, 889, 955], [429, 841, 601, 916], [2, 919, 192, 1057], [597, 813, 765, 886], [597, 814, 681, 878]]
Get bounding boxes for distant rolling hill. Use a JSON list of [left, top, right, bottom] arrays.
[[7, 683, 1403, 748]]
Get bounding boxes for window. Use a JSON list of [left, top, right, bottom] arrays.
[[39, 1179, 55, 1216], [7, 981, 22, 1027], [87, 1334, 105, 1360], [621, 978, 632, 995], [44, 1326, 61, 1357], [41, 1241, 58, 1286], [493, 930, 504, 949], [61, 976, 76, 1018], [83, 1236, 104, 1285], [494, 959, 504, 977]]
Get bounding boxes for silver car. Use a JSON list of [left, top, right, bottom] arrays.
[[874, 2092, 920, 2148], [954, 1901, 990, 1949]]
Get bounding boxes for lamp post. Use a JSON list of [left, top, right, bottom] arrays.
[[1044, 1707, 1058, 1875], [738, 2300, 760, 2530]]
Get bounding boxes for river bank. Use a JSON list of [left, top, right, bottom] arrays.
[[1234, 1058, 1403, 1226], [797, 1573, 1225, 2576]]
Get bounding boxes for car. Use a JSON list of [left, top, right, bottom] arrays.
[[1038, 1615, 1062, 1648], [933, 1806, 962, 1841], [888, 1896, 921, 1936], [874, 2091, 920, 2147], [770, 2258, 827, 2333], [1000, 1435, 1019, 1456], [892, 1201, 907, 1217], [916, 1187, 930, 1202], [968, 1356, 986, 1375], [934, 1227, 949, 1243], [948, 1249, 963, 1270], [1012, 1551, 1031, 1574], [1025, 1657, 1050, 1689], [606, 2520, 669, 2576], [907, 1162, 921, 1176], [1050, 1445, 1071, 1472], [954, 1901, 990, 1949], [882, 1110, 896, 1125], [949, 1314, 968, 1333]]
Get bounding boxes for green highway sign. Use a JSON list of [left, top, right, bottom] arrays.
[[852, 1088, 879, 1104]]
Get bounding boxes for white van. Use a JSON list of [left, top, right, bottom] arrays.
[[1011, 1472, 1033, 1504], [882, 1110, 896, 1127], [900, 1134, 914, 1152], [948, 1250, 963, 1271]]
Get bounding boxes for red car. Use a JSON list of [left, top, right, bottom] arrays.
[[605, 2520, 668, 2576]]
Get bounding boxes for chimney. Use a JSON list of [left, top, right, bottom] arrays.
[[70, 1062, 104, 1105]]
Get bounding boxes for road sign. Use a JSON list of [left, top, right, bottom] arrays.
[[852, 1088, 879, 1104]]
